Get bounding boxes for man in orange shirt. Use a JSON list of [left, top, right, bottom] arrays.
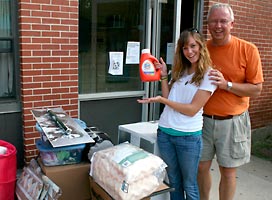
[[198, 3, 264, 200]]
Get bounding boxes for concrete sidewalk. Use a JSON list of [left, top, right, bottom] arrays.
[[210, 155, 272, 200]]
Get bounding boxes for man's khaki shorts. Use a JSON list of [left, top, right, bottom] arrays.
[[201, 111, 251, 168]]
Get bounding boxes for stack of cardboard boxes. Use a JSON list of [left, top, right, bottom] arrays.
[[33, 111, 93, 200]]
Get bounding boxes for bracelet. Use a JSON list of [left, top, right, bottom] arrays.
[[160, 76, 168, 81]]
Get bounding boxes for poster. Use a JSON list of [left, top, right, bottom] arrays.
[[31, 107, 94, 147], [108, 52, 124, 75], [126, 41, 140, 64]]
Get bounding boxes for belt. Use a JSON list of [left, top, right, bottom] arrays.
[[203, 114, 233, 120]]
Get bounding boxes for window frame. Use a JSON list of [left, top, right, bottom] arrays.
[[0, 0, 21, 113]]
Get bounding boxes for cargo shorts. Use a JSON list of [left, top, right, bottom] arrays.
[[200, 111, 251, 168]]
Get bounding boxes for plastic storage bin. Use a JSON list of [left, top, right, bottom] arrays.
[[36, 139, 85, 166], [0, 140, 17, 200]]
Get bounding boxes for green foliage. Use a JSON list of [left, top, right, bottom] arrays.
[[252, 134, 272, 161]]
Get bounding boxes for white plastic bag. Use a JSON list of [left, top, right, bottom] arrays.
[[90, 143, 167, 200]]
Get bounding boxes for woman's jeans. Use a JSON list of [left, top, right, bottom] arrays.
[[157, 129, 202, 200]]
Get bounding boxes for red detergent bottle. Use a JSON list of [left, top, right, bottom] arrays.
[[139, 49, 160, 82]]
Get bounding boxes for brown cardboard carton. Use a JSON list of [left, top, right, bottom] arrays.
[[89, 176, 171, 200], [39, 160, 91, 200]]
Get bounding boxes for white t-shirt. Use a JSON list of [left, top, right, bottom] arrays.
[[159, 69, 217, 132]]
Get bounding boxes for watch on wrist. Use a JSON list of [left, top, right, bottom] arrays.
[[227, 82, 233, 90]]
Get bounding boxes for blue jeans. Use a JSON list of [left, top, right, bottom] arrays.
[[157, 129, 202, 200]]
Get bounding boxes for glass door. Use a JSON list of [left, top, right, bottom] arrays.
[[148, 0, 202, 121], [148, 0, 176, 121]]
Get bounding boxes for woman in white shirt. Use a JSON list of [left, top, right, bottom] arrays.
[[138, 28, 217, 200]]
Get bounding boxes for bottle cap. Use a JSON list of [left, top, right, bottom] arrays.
[[142, 49, 150, 54]]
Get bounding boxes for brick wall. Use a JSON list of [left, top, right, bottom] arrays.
[[19, 0, 79, 163], [203, 0, 272, 129]]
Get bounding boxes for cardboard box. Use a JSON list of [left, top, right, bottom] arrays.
[[39, 160, 91, 200], [89, 176, 171, 200]]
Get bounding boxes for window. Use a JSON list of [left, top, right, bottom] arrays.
[[0, 0, 20, 111], [78, 0, 144, 94]]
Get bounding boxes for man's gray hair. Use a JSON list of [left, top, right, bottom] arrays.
[[207, 3, 234, 22]]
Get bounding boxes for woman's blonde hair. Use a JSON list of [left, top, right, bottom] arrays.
[[170, 29, 212, 88]]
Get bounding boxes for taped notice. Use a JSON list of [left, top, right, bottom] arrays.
[[108, 52, 124, 75]]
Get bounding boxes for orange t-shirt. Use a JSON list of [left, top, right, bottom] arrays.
[[204, 36, 264, 116]]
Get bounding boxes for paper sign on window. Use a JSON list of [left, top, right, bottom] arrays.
[[126, 41, 140, 64], [108, 52, 124, 75]]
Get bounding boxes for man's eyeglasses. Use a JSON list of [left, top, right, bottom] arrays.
[[208, 19, 231, 26]]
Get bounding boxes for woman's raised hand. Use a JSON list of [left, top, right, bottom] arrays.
[[154, 57, 168, 77]]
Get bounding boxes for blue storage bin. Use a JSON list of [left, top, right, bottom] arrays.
[[36, 139, 85, 166]]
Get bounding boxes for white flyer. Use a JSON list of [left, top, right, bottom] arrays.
[[125, 41, 140, 64], [108, 52, 124, 75]]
